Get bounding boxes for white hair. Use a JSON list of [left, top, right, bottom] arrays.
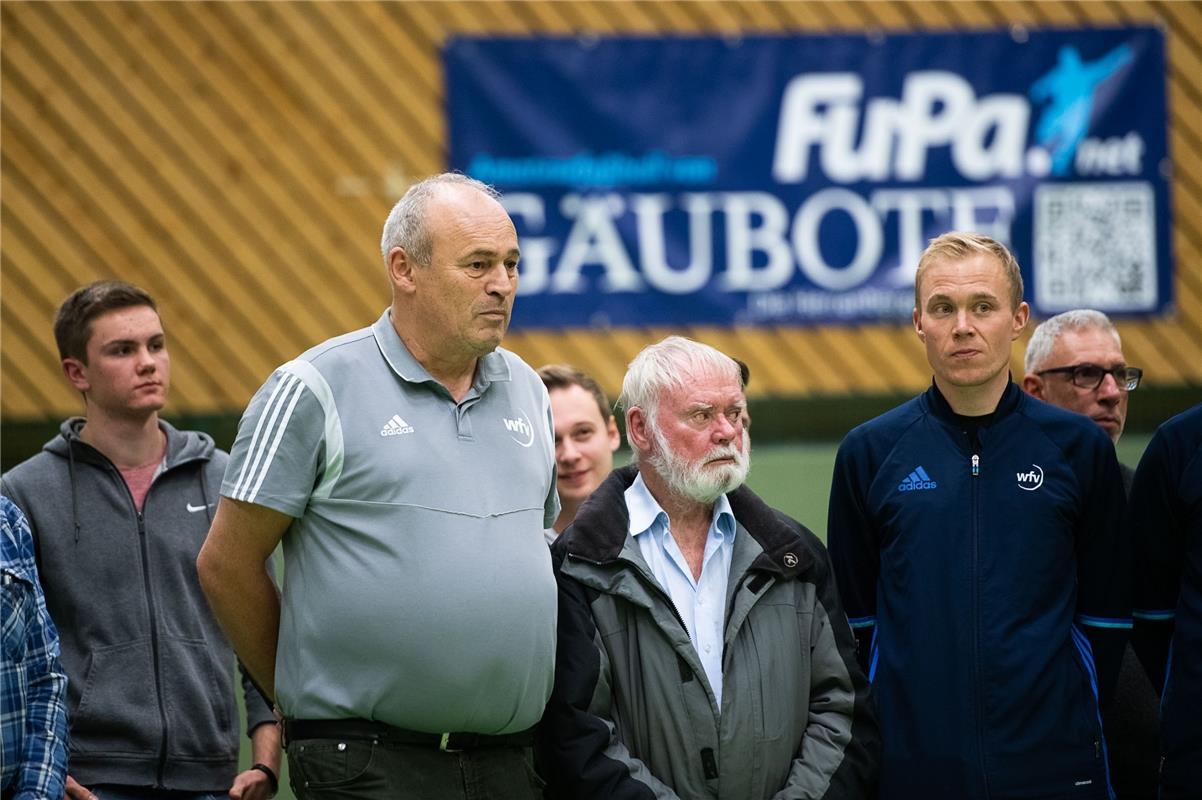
[[619, 336, 742, 456], [1024, 309, 1122, 373], [379, 173, 498, 266]]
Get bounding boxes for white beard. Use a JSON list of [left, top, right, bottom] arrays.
[[647, 426, 750, 504]]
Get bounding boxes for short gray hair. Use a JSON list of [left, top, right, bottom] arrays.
[[619, 336, 742, 453], [379, 173, 499, 266], [1024, 309, 1122, 373]]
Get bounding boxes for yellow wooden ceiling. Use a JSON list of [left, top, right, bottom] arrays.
[[3, 0, 1199, 418]]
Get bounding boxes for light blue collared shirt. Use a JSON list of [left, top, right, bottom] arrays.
[[625, 472, 736, 705]]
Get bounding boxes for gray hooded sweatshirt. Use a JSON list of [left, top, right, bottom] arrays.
[[1, 418, 274, 791]]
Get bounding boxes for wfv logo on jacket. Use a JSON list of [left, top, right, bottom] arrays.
[[1016, 464, 1044, 491]]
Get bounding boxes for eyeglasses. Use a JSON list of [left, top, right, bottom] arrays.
[[1036, 364, 1143, 391]]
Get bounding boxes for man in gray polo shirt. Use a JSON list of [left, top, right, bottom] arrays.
[[198, 173, 559, 800]]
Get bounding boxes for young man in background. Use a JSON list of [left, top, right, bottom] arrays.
[[539, 364, 620, 541], [2, 281, 280, 800]]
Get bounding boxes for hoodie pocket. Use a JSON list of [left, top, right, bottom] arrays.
[[72, 639, 161, 755], [161, 636, 236, 761]]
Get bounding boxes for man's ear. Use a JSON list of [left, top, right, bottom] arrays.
[[62, 358, 90, 393], [912, 307, 925, 341], [388, 247, 417, 295], [626, 407, 652, 453], [1011, 301, 1031, 340], [606, 416, 621, 453], [1021, 373, 1045, 399]]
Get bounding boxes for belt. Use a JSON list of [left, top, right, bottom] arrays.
[[283, 718, 534, 752]]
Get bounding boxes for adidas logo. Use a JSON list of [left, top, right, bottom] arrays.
[[380, 414, 415, 437], [898, 466, 937, 492]]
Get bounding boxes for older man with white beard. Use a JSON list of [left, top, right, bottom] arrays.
[[536, 336, 879, 800]]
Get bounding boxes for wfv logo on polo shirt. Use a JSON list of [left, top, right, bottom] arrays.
[[503, 411, 535, 448], [380, 414, 414, 436]]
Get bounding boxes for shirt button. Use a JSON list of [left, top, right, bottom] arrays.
[[704, 644, 712, 653]]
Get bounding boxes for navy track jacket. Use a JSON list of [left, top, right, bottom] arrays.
[[828, 382, 1130, 800], [1129, 402, 1202, 799]]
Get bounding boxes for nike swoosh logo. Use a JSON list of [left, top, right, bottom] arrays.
[[186, 503, 211, 513]]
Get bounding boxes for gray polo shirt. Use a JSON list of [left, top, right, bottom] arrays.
[[222, 310, 559, 734]]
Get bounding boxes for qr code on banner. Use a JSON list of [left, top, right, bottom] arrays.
[[1033, 182, 1157, 312]]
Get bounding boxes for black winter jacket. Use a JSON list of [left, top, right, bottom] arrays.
[[1130, 402, 1202, 800], [538, 466, 879, 799]]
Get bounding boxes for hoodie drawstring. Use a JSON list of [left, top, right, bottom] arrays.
[[66, 436, 82, 544], [198, 467, 213, 525]]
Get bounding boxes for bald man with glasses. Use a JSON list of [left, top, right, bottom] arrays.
[[1023, 309, 1156, 800]]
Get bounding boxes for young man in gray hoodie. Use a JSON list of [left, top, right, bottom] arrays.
[[1, 281, 281, 800]]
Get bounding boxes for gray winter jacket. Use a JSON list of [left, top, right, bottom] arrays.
[[537, 466, 879, 799], [1, 418, 274, 791]]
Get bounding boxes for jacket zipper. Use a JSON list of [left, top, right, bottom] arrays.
[[642, 569, 722, 721], [72, 434, 191, 786], [569, 551, 738, 727], [113, 449, 172, 787], [970, 440, 990, 798], [135, 510, 171, 786]]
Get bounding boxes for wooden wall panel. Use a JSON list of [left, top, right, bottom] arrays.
[[3, 0, 1199, 419]]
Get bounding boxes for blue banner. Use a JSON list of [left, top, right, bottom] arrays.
[[445, 28, 1171, 328]]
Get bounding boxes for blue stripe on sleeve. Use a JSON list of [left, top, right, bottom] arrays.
[[1075, 614, 1133, 630], [868, 625, 880, 682], [1071, 624, 1115, 800]]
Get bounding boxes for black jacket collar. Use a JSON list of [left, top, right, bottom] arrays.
[[923, 378, 1023, 426], [558, 465, 816, 579]]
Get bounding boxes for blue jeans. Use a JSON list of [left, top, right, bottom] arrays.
[[92, 788, 226, 800], [287, 738, 544, 800]]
